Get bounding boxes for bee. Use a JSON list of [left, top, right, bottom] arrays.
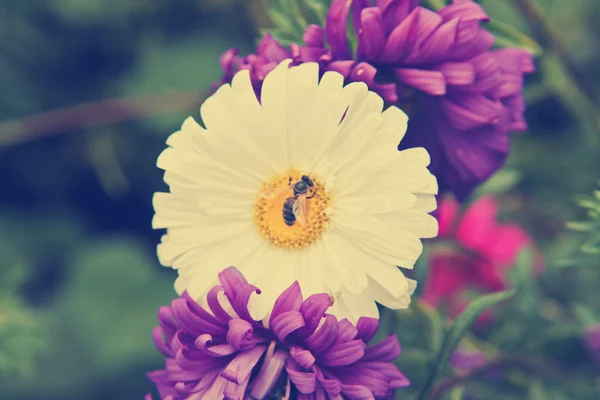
[[259, 175, 316, 226]]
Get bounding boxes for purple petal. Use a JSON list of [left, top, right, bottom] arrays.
[[207, 285, 233, 323], [349, 62, 377, 86], [224, 375, 251, 400], [380, 0, 416, 36], [363, 335, 401, 362], [452, 24, 495, 61], [303, 24, 325, 48], [171, 296, 226, 336], [410, 8, 443, 52], [286, 359, 317, 394], [352, 0, 372, 35], [335, 318, 359, 344], [305, 314, 338, 354], [340, 383, 375, 400], [326, 0, 353, 59], [219, 48, 239, 73], [373, 82, 399, 103], [441, 94, 502, 130], [459, 53, 501, 93], [250, 348, 288, 398], [227, 319, 254, 351], [233, 283, 263, 325], [434, 62, 475, 85], [315, 366, 342, 397], [355, 317, 379, 343], [290, 345, 316, 369], [438, 123, 510, 197], [438, 0, 489, 22], [415, 18, 459, 63], [271, 310, 306, 342], [327, 60, 357, 79], [295, 45, 331, 63], [356, 7, 385, 61], [270, 281, 303, 328], [295, 293, 331, 339], [175, 346, 214, 371], [381, 7, 420, 63], [219, 267, 248, 300], [321, 340, 366, 367], [152, 327, 174, 357], [194, 334, 237, 357], [394, 68, 446, 95], [256, 34, 290, 61], [221, 344, 267, 384]]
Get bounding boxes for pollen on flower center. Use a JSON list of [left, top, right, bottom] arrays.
[[255, 169, 330, 249]]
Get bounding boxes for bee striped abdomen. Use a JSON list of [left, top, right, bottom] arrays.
[[282, 197, 296, 226]]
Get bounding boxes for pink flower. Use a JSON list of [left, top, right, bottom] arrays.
[[421, 196, 542, 323]]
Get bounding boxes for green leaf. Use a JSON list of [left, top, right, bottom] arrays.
[[487, 18, 543, 57], [262, 0, 329, 46], [573, 304, 598, 326], [5, 236, 180, 398], [475, 168, 522, 195], [0, 295, 47, 378], [415, 290, 516, 400]]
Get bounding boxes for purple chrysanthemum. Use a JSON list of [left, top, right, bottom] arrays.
[[146, 267, 409, 399], [215, 0, 535, 198]]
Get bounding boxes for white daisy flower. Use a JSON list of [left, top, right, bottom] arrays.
[[153, 60, 438, 323]]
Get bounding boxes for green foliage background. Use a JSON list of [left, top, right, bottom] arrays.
[[0, 0, 599, 398]]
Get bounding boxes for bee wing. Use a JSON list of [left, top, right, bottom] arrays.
[[292, 193, 309, 226], [259, 185, 289, 199]]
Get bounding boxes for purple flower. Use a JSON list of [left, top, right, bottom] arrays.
[[215, 0, 535, 199], [146, 267, 409, 399], [584, 323, 600, 364]]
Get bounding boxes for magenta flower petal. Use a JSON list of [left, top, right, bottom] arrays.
[[363, 335, 401, 362], [434, 62, 476, 85], [357, 7, 386, 62], [269, 281, 303, 326], [226, 319, 254, 351], [394, 68, 446, 95], [286, 359, 318, 394], [148, 268, 408, 399], [321, 340, 366, 367], [355, 317, 379, 342], [221, 344, 268, 384], [303, 24, 325, 48], [326, 0, 352, 59]]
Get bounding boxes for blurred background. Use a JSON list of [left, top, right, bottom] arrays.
[[0, 0, 599, 399]]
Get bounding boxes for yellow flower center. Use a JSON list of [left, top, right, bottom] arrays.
[[255, 169, 330, 249]]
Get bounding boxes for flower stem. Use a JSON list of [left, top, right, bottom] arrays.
[[0, 91, 206, 147], [508, 0, 599, 108]]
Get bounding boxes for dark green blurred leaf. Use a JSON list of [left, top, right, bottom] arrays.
[[475, 169, 522, 196], [0, 295, 47, 378], [487, 18, 543, 56], [508, 248, 539, 313], [53, 237, 174, 372], [416, 289, 516, 400], [262, 0, 328, 46]]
